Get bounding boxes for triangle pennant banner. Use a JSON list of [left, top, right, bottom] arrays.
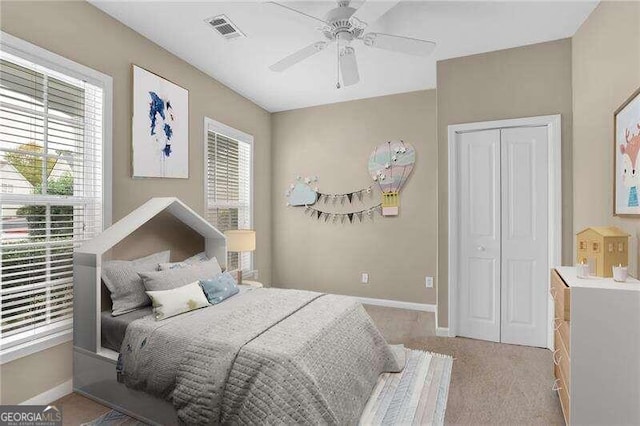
[[357, 191, 363, 202], [348, 213, 354, 223], [347, 193, 353, 203], [316, 210, 322, 220], [324, 213, 330, 222], [341, 196, 346, 205], [357, 212, 363, 222]]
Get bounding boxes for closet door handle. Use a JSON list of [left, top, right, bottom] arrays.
[[477, 245, 486, 252]]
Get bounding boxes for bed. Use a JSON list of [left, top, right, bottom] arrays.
[[73, 198, 404, 425], [111, 287, 403, 424]]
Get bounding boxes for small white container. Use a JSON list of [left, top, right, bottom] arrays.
[[576, 263, 590, 279], [613, 265, 628, 282]]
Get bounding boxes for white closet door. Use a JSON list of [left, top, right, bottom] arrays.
[[500, 126, 548, 347], [457, 129, 501, 342]]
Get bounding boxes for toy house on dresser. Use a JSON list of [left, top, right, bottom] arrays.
[[576, 227, 629, 277]]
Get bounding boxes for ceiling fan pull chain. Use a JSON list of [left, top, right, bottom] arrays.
[[336, 39, 341, 89]]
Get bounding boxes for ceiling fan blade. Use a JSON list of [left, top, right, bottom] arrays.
[[363, 33, 435, 57], [269, 41, 328, 72], [266, 1, 328, 25], [349, 1, 400, 29], [340, 47, 360, 87]]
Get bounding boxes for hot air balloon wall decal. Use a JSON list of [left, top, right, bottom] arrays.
[[368, 140, 416, 216]]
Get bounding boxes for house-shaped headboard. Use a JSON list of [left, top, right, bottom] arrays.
[[73, 197, 227, 354]]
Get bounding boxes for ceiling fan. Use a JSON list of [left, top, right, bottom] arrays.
[[268, 0, 436, 88]]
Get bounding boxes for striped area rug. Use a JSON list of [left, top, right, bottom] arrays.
[[84, 349, 452, 426], [360, 350, 453, 426]]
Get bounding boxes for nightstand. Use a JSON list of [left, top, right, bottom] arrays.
[[242, 280, 263, 288]]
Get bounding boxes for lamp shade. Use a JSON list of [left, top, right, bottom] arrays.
[[224, 230, 256, 252]]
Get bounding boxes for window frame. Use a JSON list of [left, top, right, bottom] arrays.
[[0, 32, 112, 364], [203, 117, 254, 273]]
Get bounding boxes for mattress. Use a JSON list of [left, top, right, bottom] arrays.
[[101, 284, 256, 352]]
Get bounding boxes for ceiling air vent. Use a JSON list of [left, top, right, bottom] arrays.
[[206, 15, 245, 40]]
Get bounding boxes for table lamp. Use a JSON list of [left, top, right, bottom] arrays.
[[224, 229, 255, 284]]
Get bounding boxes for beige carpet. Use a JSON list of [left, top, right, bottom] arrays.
[[364, 305, 564, 425], [55, 305, 563, 425]]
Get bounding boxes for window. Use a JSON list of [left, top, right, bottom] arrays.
[[205, 119, 253, 272], [0, 36, 110, 357]]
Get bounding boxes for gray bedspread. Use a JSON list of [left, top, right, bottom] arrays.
[[118, 288, 404, 425]]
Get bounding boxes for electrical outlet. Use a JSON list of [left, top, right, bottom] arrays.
[[361, 273, 369, 284], [425, 276, 433, 288]]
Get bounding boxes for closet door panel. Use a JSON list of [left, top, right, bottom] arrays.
[[500, 126, 548, 347], [457, 129, 501, 343]]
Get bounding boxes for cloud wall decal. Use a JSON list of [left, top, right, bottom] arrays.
[[288, 182, 318, 206]]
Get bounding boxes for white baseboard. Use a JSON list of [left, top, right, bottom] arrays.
[[354, 296, 436, 313], [20, 379, 72, 405], [436, 327, 452, 337]]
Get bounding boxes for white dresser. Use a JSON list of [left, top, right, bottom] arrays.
[[551, 267, 640, 425]]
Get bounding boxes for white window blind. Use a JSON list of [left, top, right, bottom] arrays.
[[0, 52, 104, 350], [206, 129, 252, 271]]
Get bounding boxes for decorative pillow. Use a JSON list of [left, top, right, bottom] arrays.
[[139, 257, 223, 292], [146, 281, 210, 321], [199, 272, 240, 305], [158, 252, 210, 271], [102, 250, 170, 316]]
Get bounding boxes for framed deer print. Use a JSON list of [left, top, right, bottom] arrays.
[[614, 87, 640, 216]]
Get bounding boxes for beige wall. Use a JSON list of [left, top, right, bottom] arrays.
[[572, 2, 640, 275], [272, 90, 438, 304], [0, 342, 72, 405], [0, 0, 271, 403], [436, 39, 574, 327]]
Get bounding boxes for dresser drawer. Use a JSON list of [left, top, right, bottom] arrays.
[[554, 328, 571, 393], [553, 317, 570, 353], [551, 269, 571, 321], [554, 362, 571, 425]]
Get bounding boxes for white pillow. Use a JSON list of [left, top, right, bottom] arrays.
[[146, 281, 210, 321]]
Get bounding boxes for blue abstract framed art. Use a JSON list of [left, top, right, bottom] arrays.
[[132, 65, 189, 178]]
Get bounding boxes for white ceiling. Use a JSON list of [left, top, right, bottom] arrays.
[[90, 1, 598, 112]]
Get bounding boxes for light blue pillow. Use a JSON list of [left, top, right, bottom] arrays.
[[199, 272, 239, 305]]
